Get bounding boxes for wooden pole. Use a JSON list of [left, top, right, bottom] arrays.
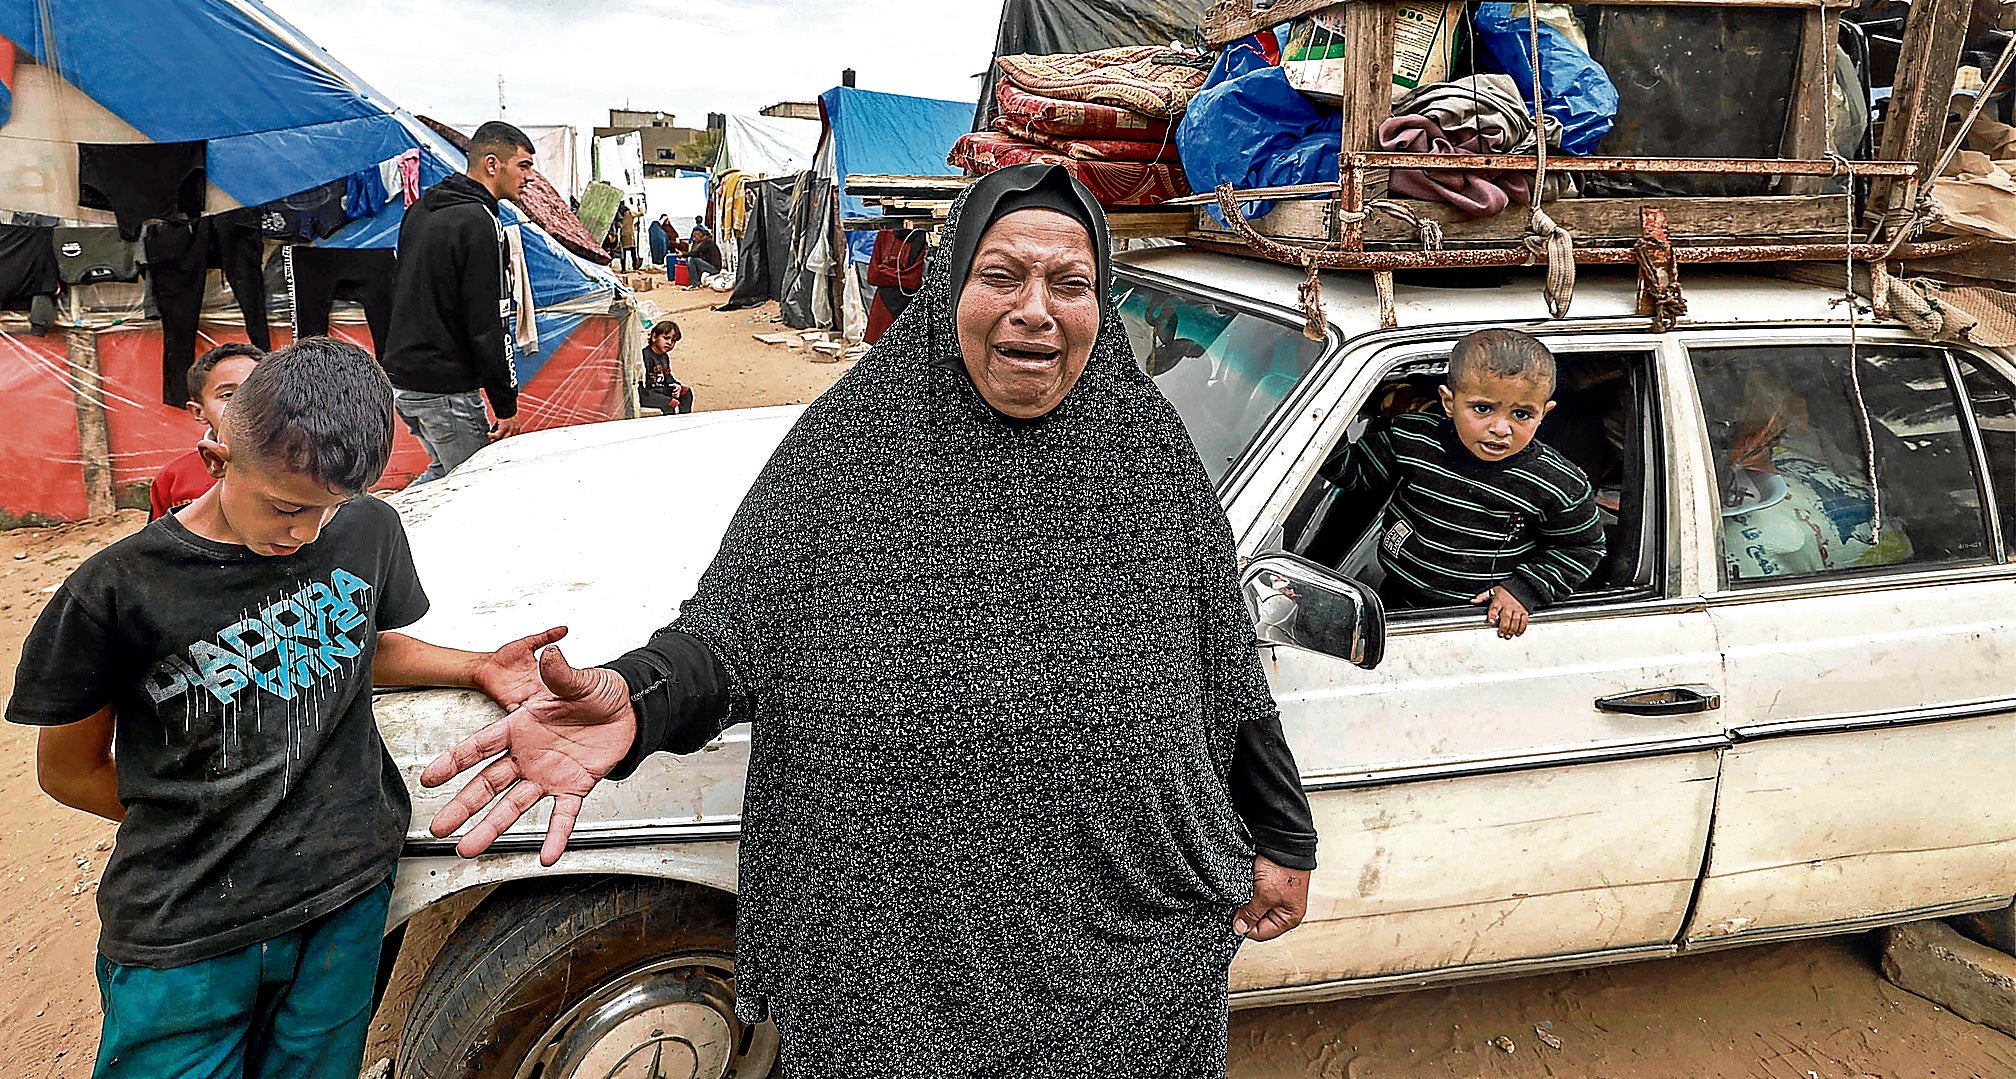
[[64, 327, 116, 518], [1871, 0, 1970, 216], [1776, 8, 1843, 196]]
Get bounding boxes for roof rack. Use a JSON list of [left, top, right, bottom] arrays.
[[1180, 0, 2000, 332]]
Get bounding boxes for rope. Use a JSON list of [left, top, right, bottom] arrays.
[[1521, 9, 1575, 319], [1632, 227, 1687, 331], [1296, 254, 1324, 342], [1374, 270, 1398, 330], [1525, 206, 1576, 319], [1335, 200, 1446, 250], [1826, 71, 1881, 543]]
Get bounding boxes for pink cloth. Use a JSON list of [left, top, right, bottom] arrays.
[[397, 149, 421, 205], [1378, 115, 1531, 219]]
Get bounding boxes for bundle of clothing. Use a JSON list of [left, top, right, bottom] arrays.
[[950, 46, 1203, 206], [1378, 74, 1562, 218]]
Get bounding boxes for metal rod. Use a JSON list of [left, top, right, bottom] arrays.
[[1203, 189, 1980, 270], [1342, 152, 1921, 177]]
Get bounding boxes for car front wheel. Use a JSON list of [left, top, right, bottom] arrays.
[[398, 875, 779, 1079]]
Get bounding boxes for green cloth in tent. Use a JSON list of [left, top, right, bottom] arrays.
[[576, 182, 624, 244]]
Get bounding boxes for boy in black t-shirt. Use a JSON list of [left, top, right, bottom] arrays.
[[9, 338, 566, 1079]]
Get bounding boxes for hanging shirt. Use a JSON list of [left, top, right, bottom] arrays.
[[259, 179, 350, 242], [53, 226, 141, 285], [0, 222, 58, 302], [345, 166, 390, 218], [77, 140, 207, 241]]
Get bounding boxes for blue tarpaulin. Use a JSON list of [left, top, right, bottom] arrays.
[[817, 86, 972, 264], [1177, 38, 1340, 225], [0, 0, 608, 310]]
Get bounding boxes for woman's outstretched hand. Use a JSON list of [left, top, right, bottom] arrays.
[[420, 645, 639, 867]]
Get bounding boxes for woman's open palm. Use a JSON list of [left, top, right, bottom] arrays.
[[420, 646, 638, 866]]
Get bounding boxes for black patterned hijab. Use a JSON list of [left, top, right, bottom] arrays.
[[665, 163, 1275, 1078]]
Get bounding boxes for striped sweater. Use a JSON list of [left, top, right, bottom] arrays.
[[1321, 411, 1606, 610]]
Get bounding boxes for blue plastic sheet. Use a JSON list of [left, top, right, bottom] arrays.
[[1473, 5, 1619, 156], [0, 0, 607, 308], [819, 87, 972, 264], [1177, 37, 1341, 225]]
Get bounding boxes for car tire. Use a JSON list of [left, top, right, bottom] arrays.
[[397, 874, 779, 1079]]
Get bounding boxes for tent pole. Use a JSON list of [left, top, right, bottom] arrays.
[[64, 328, 116, 518], [617, 295, 642, 420]]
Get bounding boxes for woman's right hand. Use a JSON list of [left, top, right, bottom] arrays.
[[420, 646, 639, 866]]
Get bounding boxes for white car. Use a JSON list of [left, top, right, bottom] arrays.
[[377, 249, 2016, 1079]]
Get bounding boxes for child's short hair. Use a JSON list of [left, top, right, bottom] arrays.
[[1449, 329, 1556, 396], [226, 337, 395, 494], [187, 342, 265, 400], [651, 319, 682, 344]]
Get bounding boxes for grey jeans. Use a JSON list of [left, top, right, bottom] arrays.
[[394, 388, 491, 485]]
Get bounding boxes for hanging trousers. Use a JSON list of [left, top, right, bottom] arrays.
[[147, 208, 270, 405], [285, 246, 395, 357]]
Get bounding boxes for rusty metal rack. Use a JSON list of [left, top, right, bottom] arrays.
[[1173, 0, 1998, 331]]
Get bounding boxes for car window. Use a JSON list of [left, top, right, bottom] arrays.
[[1113, 278, 1325, 483], [1283, 346, 1662, 616], [1691, 343, 1989, 586], [1956, 356, 2016, 562]]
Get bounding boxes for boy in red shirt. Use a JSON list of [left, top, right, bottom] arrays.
[[150, 342, 264, 519]]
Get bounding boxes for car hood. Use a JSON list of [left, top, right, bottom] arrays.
[[377, 407, 803, 844]]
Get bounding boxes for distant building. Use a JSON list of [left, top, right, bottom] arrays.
[[761, 101, 822, 121], [598, 108, 716, 176]]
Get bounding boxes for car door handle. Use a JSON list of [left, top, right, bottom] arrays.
[[1596, 685, 1723, 717]]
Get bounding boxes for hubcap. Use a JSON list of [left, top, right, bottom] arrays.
[[515, 951, 779, 1079]]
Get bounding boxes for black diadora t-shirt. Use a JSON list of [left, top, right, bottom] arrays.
[[6, 496, 428, 968]]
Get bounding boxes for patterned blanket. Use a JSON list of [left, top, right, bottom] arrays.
[[950, 132, 1190, 206], [995, 81, 1172, 142], [995, 46, 1211, 120], [992, 118, 1180, 164]]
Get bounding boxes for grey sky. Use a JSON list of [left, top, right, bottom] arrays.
[[265, 0, 1002, 170]]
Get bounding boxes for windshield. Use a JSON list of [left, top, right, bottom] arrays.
[[1115, 276, 1326, 483]]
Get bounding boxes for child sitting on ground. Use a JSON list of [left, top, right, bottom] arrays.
[[640, 320, 694, 415], [149, 341, 264, 519], [10, 337, 567, 1078], [1321, 328, 1605, 639]]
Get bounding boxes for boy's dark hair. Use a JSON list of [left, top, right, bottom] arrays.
[[188, 342, 266, 400], [651, 319, 682, 344], [226, 337, 395, 494], [469, 121, 536, 163], [1448, 329, 1556, 396]]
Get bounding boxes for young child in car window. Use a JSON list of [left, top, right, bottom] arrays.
[[1320, 328, 1605, 639]]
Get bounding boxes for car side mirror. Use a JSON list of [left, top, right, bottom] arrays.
[[1242, 552, 1387, 669]]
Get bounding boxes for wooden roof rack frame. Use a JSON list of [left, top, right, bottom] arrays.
[[1190, 0, 1991, 329]]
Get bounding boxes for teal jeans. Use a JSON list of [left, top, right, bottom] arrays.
[[92, 875, 391, 1079]]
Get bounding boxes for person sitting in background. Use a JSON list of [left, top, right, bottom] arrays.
[[640, 320, 694, 415], [647, 214, 669, 269], [150, 342, 264, 519], [685, 226, 723, 290]]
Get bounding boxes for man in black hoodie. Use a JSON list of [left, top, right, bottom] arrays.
[[381, 122, 535, 484]]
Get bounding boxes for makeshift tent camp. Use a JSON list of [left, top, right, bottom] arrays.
[[742, 88, 971, 338], [818, 86, 973, 266], [0, 0, 633, 523], [976, 0, 1212, 130]]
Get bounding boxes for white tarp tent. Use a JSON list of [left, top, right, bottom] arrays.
[[593, 130, 646, 200], [715, 113, 821, 179]]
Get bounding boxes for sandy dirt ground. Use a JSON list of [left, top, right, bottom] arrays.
[[4, 297, 2016, 1077]]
